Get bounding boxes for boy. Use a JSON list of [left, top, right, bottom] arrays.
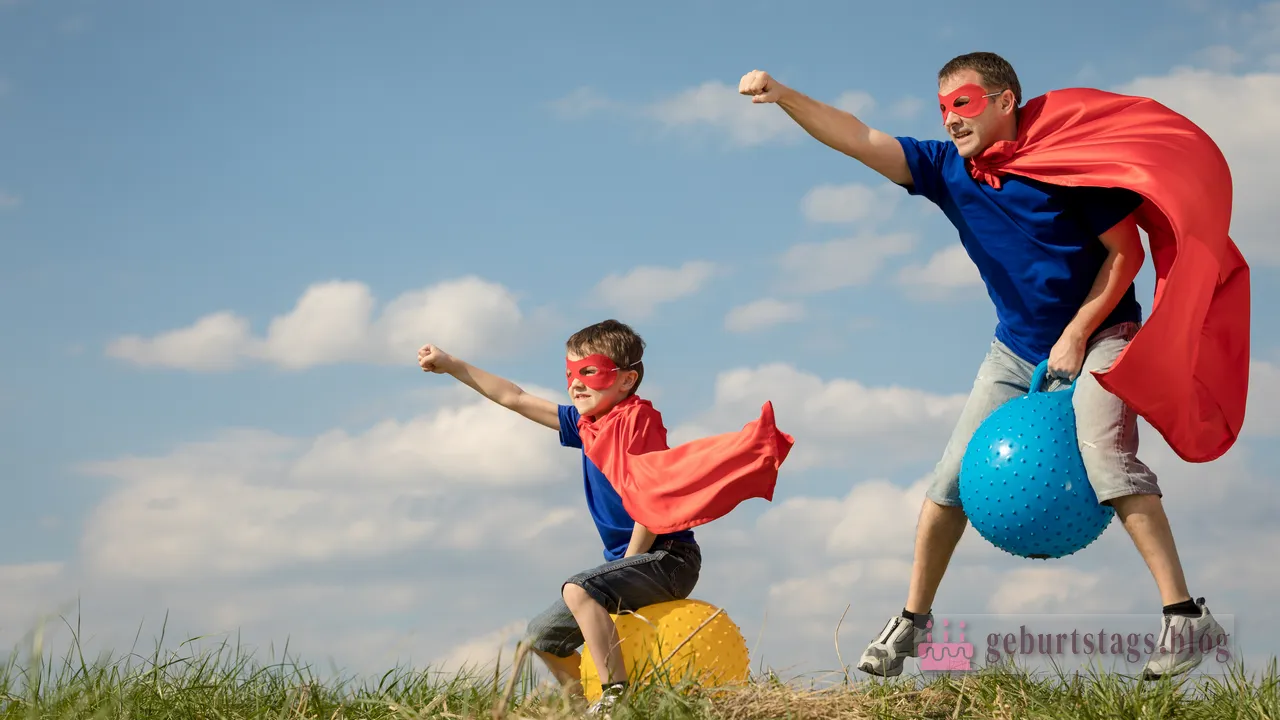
[[418, 319, 791, 715]]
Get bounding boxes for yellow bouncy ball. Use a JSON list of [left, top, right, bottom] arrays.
[[579, 598, 750, 702]]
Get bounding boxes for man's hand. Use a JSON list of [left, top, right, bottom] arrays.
[[737, 68, 912, 185], [739, 70, 791, 104], [418, 344, 457, 374], [1046, 330, 1087, 385]]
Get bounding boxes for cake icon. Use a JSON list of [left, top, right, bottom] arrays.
[[919, 618, 973, 671]]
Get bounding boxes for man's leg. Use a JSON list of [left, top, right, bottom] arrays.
[[858, 340, 1030, 677], [905, 500, 968, 616], [1072, 322, 1225, 679]]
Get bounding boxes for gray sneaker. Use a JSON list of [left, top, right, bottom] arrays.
[[1141, 597, 1228, 680], [585, 684, 624, 718], [857, 613, 932, 677]]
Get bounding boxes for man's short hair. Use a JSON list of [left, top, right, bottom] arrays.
[[566, 319, 646, 394], [938, 51, 1022, 106]]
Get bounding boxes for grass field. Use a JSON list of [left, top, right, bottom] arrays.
[[1, 618, 1277, 719]]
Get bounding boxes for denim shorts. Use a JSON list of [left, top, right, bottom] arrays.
[[524, 537, 701, 658], [927, 321, 1161, 507]]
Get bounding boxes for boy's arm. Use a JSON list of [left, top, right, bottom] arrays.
[[624, 524, 658, 557], [739, 69, 912, 186], [418, 344, 559, 430], [622, 402, 664, 556]]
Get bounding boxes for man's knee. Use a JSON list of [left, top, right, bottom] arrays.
[[925, 474, 963, 509]]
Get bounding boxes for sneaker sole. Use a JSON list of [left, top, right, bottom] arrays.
[[856, 660, 904, 678]]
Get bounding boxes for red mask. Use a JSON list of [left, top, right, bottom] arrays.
[[939, 84, 1004, 122], [566, 354, 636, 391]]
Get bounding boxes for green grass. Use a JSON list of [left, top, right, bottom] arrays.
[[1, 616, 1277, 719]]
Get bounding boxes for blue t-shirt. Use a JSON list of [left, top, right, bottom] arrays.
[[896, 137, 1145, 363], [558, 404, 695, 562]]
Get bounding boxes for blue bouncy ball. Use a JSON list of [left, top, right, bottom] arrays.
[[958, 360, 1115, 560]]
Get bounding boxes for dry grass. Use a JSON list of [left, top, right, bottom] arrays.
[[1, 614, 1277, 719]]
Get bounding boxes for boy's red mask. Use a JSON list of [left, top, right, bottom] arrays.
[[567, 354, 635, 391], [939, 84, 1003, 122]]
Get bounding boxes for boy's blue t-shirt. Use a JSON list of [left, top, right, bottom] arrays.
[[558, 404, 696, 562], [896, 137, 1145, 364]]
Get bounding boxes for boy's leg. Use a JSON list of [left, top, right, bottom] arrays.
[[524, 598, 587, 694], [563, 585, 626, 685], [1070, 322, 1226, 679], [858, 339, 1031, 677], [562, 540, 701, 689]]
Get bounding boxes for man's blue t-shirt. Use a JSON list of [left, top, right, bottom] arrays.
[[558, 404, 696, 562], [896, 137, 1145, 364]]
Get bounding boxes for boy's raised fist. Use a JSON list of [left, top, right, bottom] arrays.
[[417, 344, 455, 373]]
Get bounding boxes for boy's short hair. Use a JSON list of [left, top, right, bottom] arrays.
[[566, 319, 646, 394]]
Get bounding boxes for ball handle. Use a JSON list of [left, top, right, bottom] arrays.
[[1029, 360, 1078, 395]]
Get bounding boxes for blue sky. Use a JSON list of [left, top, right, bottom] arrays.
[[2, 0, 1279, 683]]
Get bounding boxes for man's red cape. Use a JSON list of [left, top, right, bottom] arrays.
[[968, 87, 1249, 463], [577, 395, 794, 533]]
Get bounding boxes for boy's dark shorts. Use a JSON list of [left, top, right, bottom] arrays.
[[524, 537, 701, 658]]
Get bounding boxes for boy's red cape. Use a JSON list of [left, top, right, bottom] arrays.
[[967, 87, 1250, 463], [577, 395, 793, 533]]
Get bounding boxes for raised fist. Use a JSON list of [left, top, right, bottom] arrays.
[[738, 69, 788, 103], [417, 343, 456, 374]]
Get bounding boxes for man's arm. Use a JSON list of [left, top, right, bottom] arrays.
[[418, 344, 560, 430], [740, 70, 912, 186], [1066, 213, 1146, 341], [624, 523, 658, 557], [1048, 213, 1146, 378]]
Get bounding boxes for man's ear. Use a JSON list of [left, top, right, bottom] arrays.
[[1000, 90, 1016, 113]]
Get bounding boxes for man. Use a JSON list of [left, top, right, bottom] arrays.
[[739, 51, 1244, 679]]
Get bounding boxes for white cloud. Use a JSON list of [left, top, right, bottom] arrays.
[[106, 275, 536, 372], [799, 183, 901, 225], [1192, 44, 1247, 72], [76, 387, 581, 582], [765, 558, 913, 620], [644, 80, 808, 147], [759, 477, 932, 560], [435, 621, 529, 675], [640, 81, 884, 148], [106, 312, 253, 371], [895, 243, 984, 300], [669, 363, 968, 472], [889, 96, 926, 119], [724, 298, 805, 333], [1244, 359, 1280, 437], [0, 562, 65, 633], [777, 232, 916, 294], [985, 567, 1115, 614], [1114, 68, 1280, 265], [0, 190, 21, 208], [833, 91, 875, 117], [591, 260, 718, 318], [548, 86, 614, 119]]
